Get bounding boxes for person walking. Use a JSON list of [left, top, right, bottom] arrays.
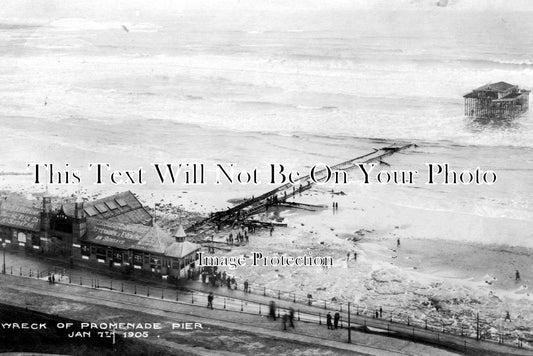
[[207, 292, 214, 309], [244, 280, 249, 293], [289, 307, 295, 328], [515, 270, 521, 281], [269, 301, 277, 321], [326, 312, 333, 329], [282, 313, 288, 331]]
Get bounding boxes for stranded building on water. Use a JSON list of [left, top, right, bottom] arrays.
[[463, 81, 529, 119], [0, 191, 200, 278]]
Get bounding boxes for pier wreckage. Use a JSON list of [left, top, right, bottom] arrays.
[[187, 143, 416, 235], [0, 144, 415, 278], [463, 81, 529, 119]]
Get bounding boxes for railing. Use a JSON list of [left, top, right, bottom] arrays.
[[198, 273, 529, 349], [3, 264, 529, 353]]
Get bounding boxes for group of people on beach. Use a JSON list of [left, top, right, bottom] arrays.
[[227, 224, 253, 245], [346, 251, 357, 262]]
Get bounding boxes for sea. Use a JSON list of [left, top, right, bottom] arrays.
[[1, 3, 532, 246]]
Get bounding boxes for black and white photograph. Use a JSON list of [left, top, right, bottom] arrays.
[[0, 1, 532, 355]]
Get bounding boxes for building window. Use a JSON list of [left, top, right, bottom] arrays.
[[96, 247, 106, 262], [150, 256, 161, 269], [81, 243, 90, 256], [31, 234, 40, 248], [17, 232, 27, 244], [133, 253, 143, 266], [113, 250, 122, 263]]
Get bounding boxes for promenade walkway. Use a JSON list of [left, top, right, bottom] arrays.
[[0, 273, 456, 356], [2, 250, 530, 355]]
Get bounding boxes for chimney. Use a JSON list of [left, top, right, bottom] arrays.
[[74, 196, 85, 219], [42, 194, 51, 214]]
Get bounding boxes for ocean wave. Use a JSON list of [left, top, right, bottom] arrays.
[[50, 18, 123, 31], [128, 23, 162, 33], [49, 18, 160, 33], [456, 57, 533, 68], [296, 105, 338, 111]]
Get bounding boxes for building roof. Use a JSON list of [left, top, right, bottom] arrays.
[[86, 219, 200, 258], [474, 81, 516, 92], [84, 191, 152, 225], [0, 191, 200, 259], [165, 240, 200, 259], [493, 91, 526, 102], [0, 197, 40, 232]]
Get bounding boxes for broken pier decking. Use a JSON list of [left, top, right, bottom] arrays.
[[186, 144, 415, 234]]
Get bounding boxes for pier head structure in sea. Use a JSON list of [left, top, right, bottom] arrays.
[[0, 191, 200, 278], [463, 81, 530, 119]]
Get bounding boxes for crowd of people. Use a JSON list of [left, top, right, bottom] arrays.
[[199, 267, 241, 289]]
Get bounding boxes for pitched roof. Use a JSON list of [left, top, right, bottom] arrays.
[[0, 197, 40, 232], [84, 191, 152, 224], [0, 192, 200, 258], [136, 224, 172, 254], [165, 240, 200, 259], [86, 219, 200, 258], [475, 81, 516, 92]]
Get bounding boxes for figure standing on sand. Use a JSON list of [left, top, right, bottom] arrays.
[[397, 238, 400, 247], [515, 270, 521, 281], [334, 311, 340, 329], [326, 312, 333, 329]]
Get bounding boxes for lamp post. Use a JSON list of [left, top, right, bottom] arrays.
[[2, 242, 6, 274], [347, 302, 351, 343]]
